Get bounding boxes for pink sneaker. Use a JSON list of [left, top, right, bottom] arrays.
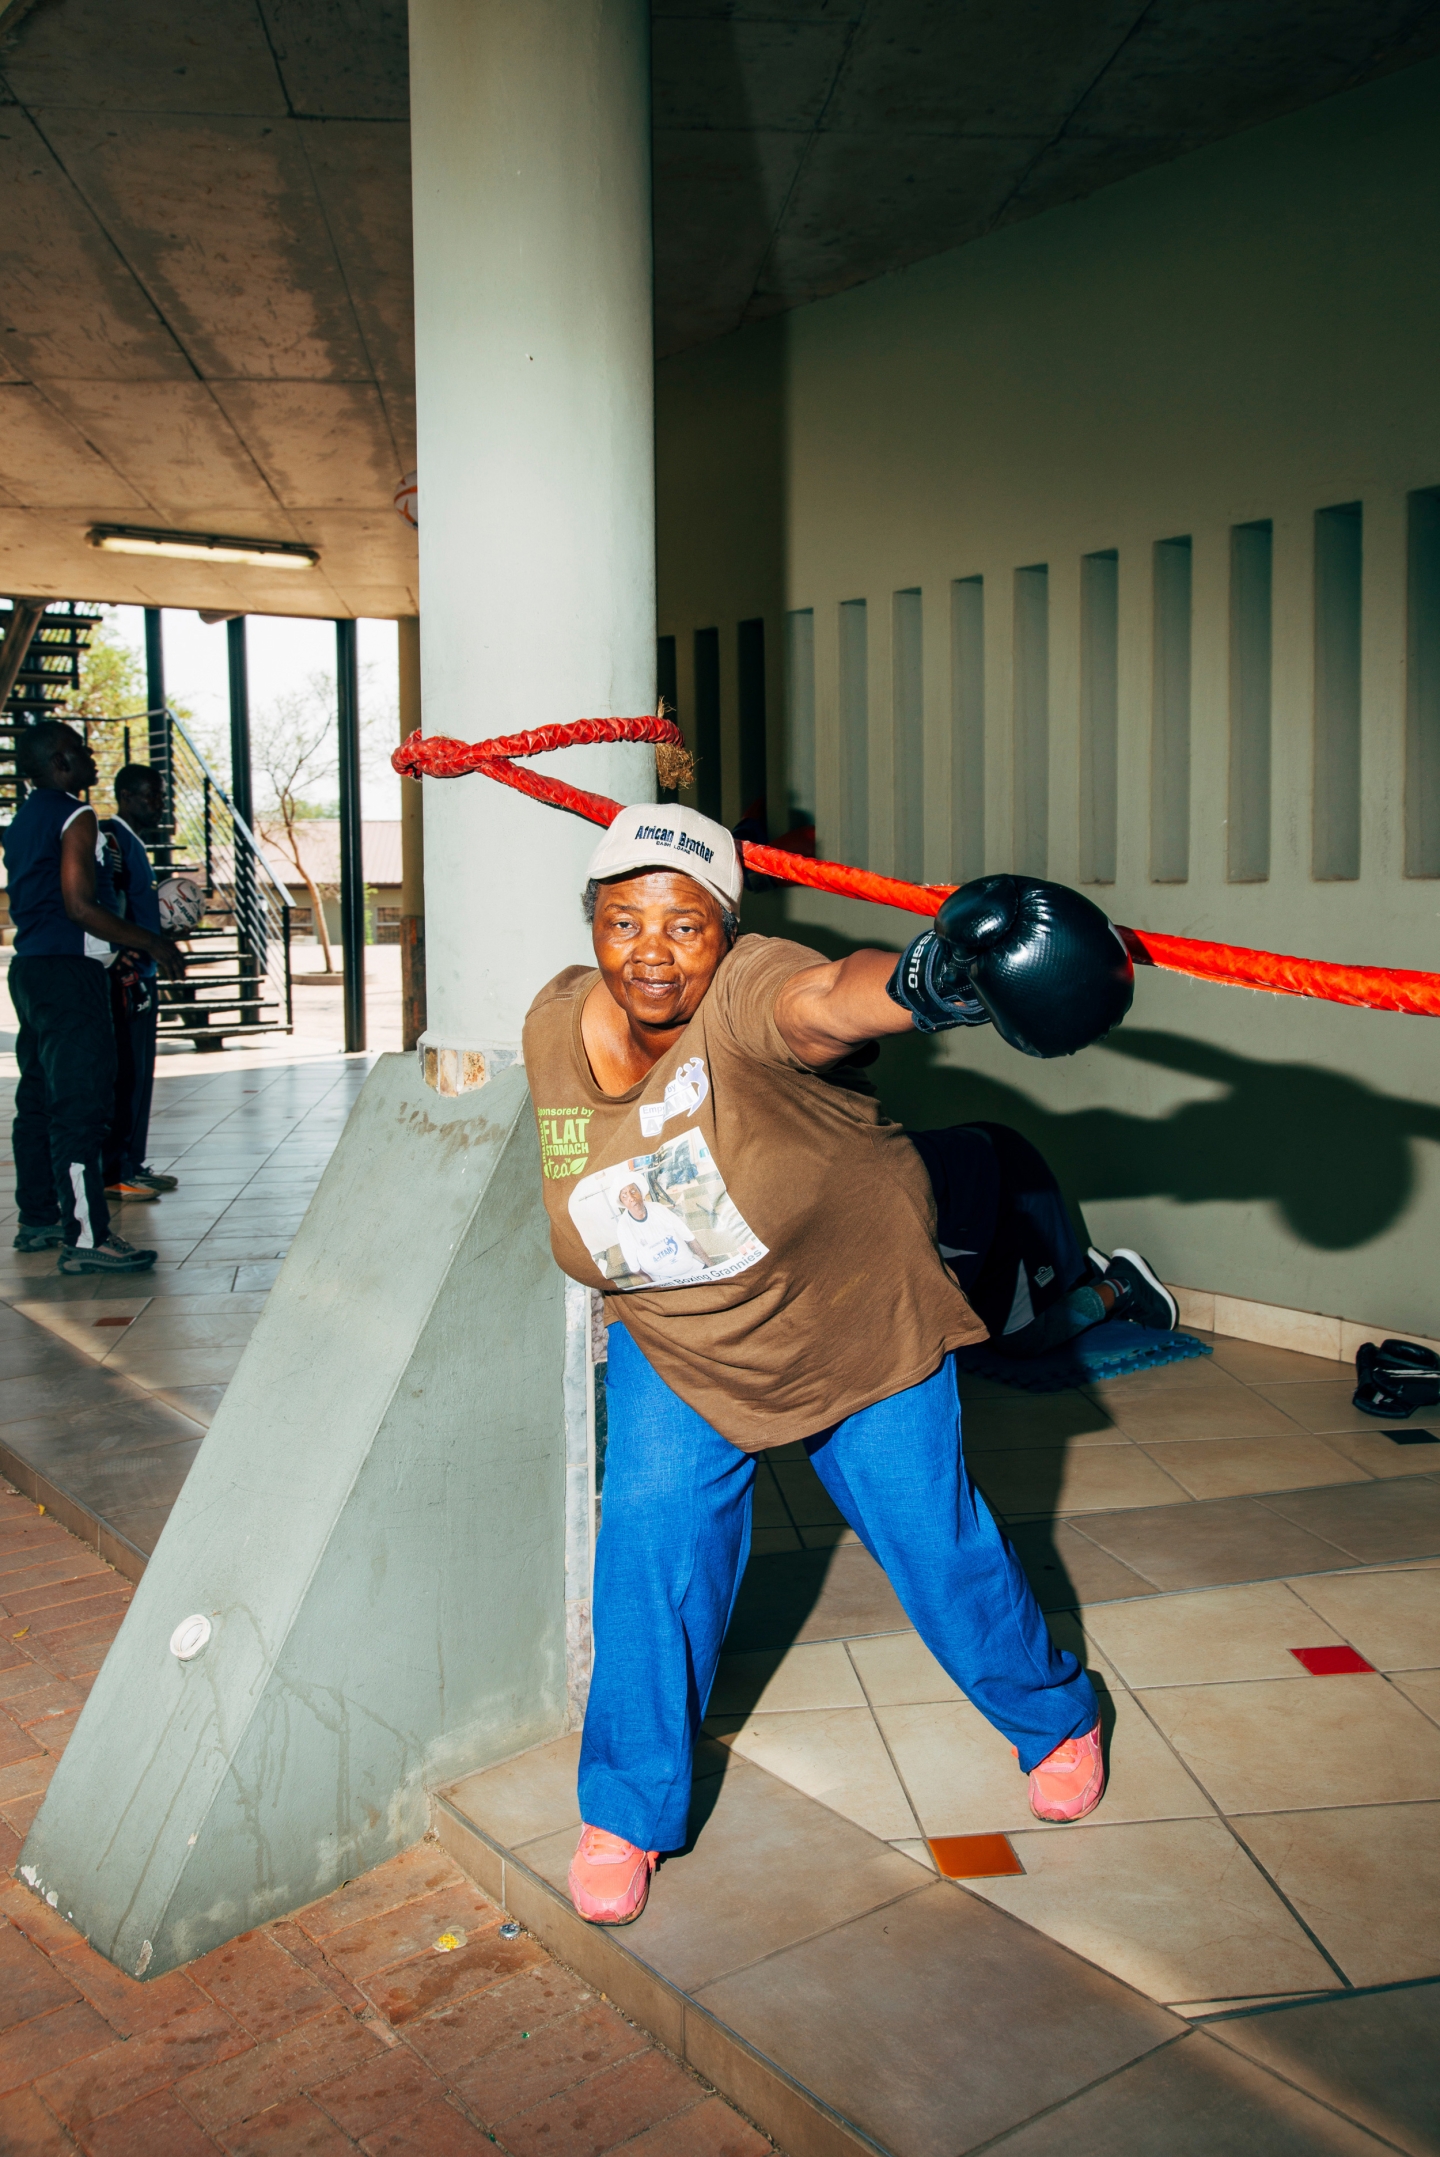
[[1027, 1722, 1105, 1822], [567, 1825, 658, 1924]]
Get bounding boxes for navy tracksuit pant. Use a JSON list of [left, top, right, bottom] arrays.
[[10, 955, 115, 1248]]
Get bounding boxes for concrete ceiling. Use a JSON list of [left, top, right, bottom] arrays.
[[2, 0, 1437, 620]]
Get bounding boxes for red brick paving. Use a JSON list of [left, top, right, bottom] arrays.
[[0, 1483, 777, 2155]]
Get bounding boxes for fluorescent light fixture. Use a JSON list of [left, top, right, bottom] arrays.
[[88, 524, 319, 571]]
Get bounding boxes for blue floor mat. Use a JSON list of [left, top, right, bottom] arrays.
[[956, 1320, 1212, 1394]]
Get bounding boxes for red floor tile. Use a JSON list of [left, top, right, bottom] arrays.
[[80, 2084, 224, 2156], [611, 2095, 772, 2157], [49, 1946, 209, 2042], [6, 1679, 86, 1722], [0, 2001, 114, 2096], [357, 2091, 502, 2155], [496, 2048, 704, 2157], [307, 2043, 439, 2135], [263, 1925, 371, 2019], [365, 1928, 548, 2028], [1, 1792, 49, 1836], [0, 2082, 79, 2154], [290, 1848, 461, 1944], [928, 1833, 1026, 1880], [1290, 1644, 1376, 1675], [178, 2006, 383, 2134], [452, 2002, 648, 2124], [23, 1593, 132, 1639], [0, 1753, 53, 1805], [320, 1884, 503, 1985], [402, 1965, 590, 2081], [37, 1995, 250, 2130], [0, 1720, 46, 1769], [215, 2091, 356, 2155], [0, 1921, 83, 2033], [187, 1934, 334, 2044], [3, 1578, 126, 1620], [32, 1711, 80, 1757]]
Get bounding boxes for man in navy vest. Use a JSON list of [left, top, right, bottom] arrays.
[[102, 764, 178, 1205], [2, 722, 186, 1272]]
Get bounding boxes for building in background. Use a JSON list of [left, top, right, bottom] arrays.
[[257, 820, 402, 947]]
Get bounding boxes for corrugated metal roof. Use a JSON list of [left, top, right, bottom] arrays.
[[257, 820, 402, 890]]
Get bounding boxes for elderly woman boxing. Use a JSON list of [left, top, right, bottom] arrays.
[[522, 802, 1133, 1925]]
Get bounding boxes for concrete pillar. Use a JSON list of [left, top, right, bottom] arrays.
[[18, 0, 656, 1973], [410, 0, 656, 1091], [398, 615, 427, 1052]]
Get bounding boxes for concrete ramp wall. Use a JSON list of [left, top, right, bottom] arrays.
[[20, 1054, 569, 1977]]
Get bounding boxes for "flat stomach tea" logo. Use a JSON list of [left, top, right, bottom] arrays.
[[538, 1107, 592, 1180]]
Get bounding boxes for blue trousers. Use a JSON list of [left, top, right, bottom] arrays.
[[580, 1323, 1097, 1852]]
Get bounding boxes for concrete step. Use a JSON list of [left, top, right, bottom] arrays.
[[433, 1733, 1184, 2157]]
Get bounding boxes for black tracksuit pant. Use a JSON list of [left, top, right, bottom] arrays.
[[104, 974, 158, 1184], [10, 955, 115, 1248]]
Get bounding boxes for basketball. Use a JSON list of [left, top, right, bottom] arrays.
[[157, 874, 206, 933]]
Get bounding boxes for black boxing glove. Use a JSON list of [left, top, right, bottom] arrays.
[[886, 927, 992, 1033], [932, 874, 1133, 1058]]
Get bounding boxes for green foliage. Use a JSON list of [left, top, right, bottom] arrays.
[[73, 618, 146, 722]]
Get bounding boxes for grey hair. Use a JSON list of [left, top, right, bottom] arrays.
[[583, 877, 738, 941]]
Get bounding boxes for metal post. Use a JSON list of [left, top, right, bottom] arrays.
[[335, 618, 366, 1053], [226, 617, 253, 829], [144, 608, 173, 865], [226, 616, 260, 1022], [144, 607, 164, 714]]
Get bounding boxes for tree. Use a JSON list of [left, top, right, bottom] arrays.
[[61, 611, 214, 813], [73, 615, 146, 721], [252, 675, 341, 971], [248, 657, 395, 971]]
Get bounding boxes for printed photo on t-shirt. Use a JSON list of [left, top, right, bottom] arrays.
[[568, 1128, 767, 1291]]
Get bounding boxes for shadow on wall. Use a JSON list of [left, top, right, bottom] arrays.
[[746, 897, 1440, 1254], [891, 1027, 1440, 1253]]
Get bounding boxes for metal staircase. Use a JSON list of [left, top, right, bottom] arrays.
[[0, 602, 292, 1049], [144, 703, 294, 1049], [0, 600, 106, 816]]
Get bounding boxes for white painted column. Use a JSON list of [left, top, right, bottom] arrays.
[[409, 0, 656, 1087]]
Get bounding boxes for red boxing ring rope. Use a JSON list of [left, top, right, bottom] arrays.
[[393, 719, 1440, 1019]]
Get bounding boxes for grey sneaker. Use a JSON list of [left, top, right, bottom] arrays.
[[134, 1166, 179, 1192], [13, 1221, 63, 1252], [1106, 1248, 1177, 1332], [58, 1234, 158, 1275]]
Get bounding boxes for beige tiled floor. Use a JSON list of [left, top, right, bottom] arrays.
[[723, 1342, 1440, 2013], [0, 1047, 377, 1559]]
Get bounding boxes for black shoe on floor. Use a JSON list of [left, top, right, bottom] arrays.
[[13, 1221, 64, 1252], [134, 1165, 179, 1192], [58, 1234, 158, 1275], [1106, 1248, 1178, 1331]]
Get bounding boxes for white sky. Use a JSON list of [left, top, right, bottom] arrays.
[[105, 607, 401, 818]]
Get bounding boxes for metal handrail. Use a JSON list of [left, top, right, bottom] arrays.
[[112, 705, 294, 912]]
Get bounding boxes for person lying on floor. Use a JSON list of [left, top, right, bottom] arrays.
[[910, 1121, 1177, 1359], [523, 802, 1136, 1927]]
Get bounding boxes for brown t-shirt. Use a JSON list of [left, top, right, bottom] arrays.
[[522, 934, 986, 1451]]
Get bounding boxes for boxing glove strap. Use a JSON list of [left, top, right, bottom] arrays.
[[886, 930, 991, 1034]]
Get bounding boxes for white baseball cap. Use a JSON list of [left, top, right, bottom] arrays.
[[586, 802, 743, 913]]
